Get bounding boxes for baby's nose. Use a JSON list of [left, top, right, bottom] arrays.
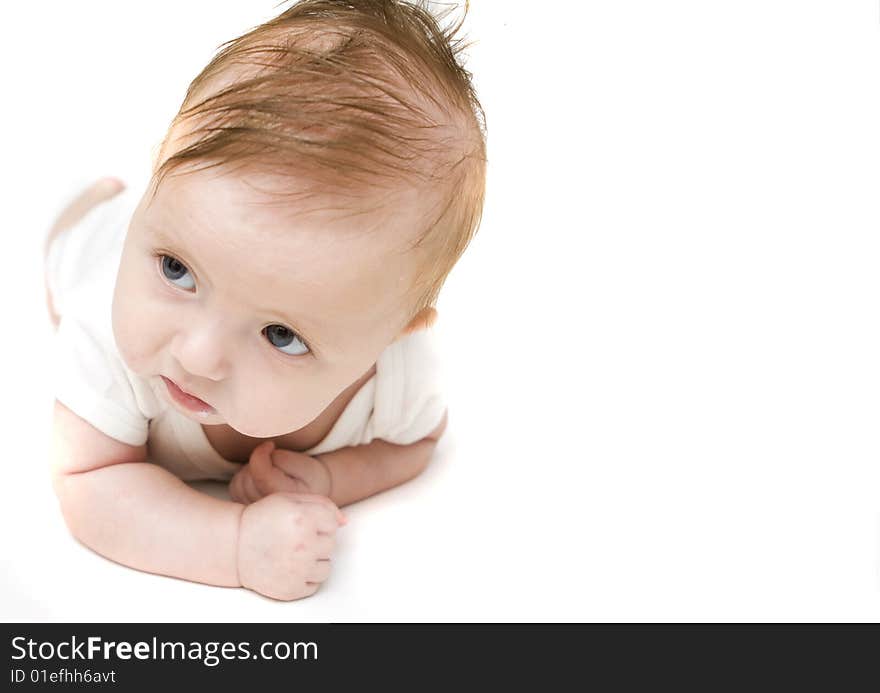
[[169, 325, 230, 382]]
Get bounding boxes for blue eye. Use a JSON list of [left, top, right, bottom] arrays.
[[160, 254, 195, 290], [264, 324, 310, 356]]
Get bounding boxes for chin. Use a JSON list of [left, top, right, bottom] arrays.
[[231, 417, 314, 439], [230, 423, 288, 438]]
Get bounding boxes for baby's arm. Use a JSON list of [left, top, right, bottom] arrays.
[[230, 409, 448, 507], [51, 400, 344, 599], [318, 411, 447, 507], [51, 401, 242, 585]]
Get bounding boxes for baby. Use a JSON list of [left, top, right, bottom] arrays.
[[44, 0, 486, 601]]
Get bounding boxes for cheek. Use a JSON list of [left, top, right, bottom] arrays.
[[111, 265, 168, 373], [226, 371, 332, 438]]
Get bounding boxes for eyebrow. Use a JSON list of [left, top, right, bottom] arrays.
[[145, 221, 326, 352]]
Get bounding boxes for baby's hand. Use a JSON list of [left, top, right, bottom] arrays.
[[228, 441, 332, 504], [236, 492, 346, 601]]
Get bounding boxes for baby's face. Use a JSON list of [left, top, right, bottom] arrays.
[[112, 167, 424, 437]]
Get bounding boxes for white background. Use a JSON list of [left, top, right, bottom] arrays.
[[2, 0, 880, 622]]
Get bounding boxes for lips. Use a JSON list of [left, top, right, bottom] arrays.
[[160, 376, 216, 414]]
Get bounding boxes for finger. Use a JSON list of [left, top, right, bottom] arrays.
[[289, 502, 337, 535], [230, 471, 252, 504], [301, 582, 322, 596], [279, 492, 347, 527], [313, 533, 336, 558], [271, 449, 326, 493], [247, 441, 278, 494], [250, 443, 303, 496], [242, 468, 262, 503], [228, 473, 243, 503], [306, 558, 332, 583], [311, 504, 344, 535], [248, 439, 274, 468]]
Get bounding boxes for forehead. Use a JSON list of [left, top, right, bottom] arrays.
[[141, 168, 422, 338]]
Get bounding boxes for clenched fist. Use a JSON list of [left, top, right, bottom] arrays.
[[229, 440, 333, 504], [237, 492, 346, 601]]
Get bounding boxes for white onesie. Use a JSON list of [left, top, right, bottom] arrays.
[[45, 173, 448, 481]]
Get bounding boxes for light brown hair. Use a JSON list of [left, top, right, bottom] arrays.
[[152, 0, 487, 321]]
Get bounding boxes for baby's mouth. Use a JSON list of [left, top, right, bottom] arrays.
[[160, 376, 217, 415]]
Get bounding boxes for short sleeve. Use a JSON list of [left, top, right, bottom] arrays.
[[298, 328, 448, 456], [53, 314, 150, 446], [371, 328, 448, 445]]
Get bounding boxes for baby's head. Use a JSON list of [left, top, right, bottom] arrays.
[[112, 0, 486, 436]]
